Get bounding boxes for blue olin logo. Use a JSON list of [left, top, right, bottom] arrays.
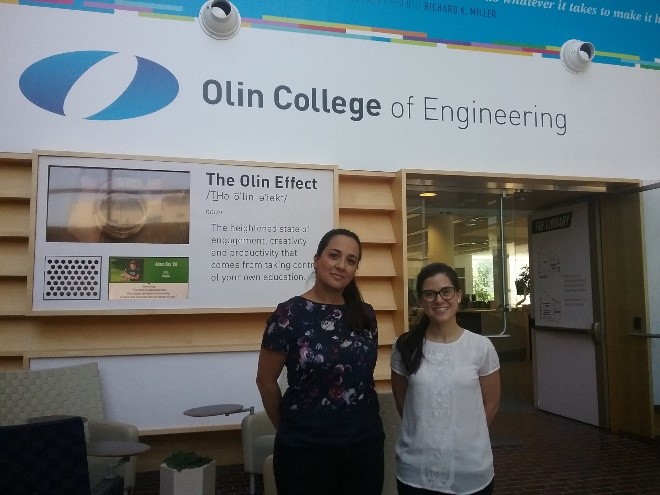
[[19, 51, 179, 120]]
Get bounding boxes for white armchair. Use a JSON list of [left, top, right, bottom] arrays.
[[241, 411, 276, 495], [0, 362, 139, 495], [378, 390, 402, 495], [262, 454, 277, 495]]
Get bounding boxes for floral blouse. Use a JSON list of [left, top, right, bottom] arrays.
[[262, 296, 383, 448]]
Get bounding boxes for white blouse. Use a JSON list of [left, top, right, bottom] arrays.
[[391, 330, 500, 494]]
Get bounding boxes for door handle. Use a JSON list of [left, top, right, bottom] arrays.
[[590, 322, 602, 343]]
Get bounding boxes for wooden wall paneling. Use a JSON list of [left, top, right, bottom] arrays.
[[0, 201, 31, 237], [0, 239, 29, 276], [359, 278, 397, 311], [336, 173, 396, 211], [0, 156, 32, 317], [374, 311, 395, 344], [374, 346, 394, 382], [358, 245, 396, 277], [339, 210, 396, 244], [0, 313, 270, 355], [0, 156, 31, 318], [0, 155, 32, 199], [0, 278, 28, 315], [390, 171, 408, 337], [338, 171, 406, 389], [600, 193, 654, 437]]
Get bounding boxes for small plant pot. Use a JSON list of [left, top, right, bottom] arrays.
[[159, 460, 216, 495]]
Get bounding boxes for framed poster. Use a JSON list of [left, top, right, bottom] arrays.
[[530, 201, 594, 330], [30, 152, 336, 313]]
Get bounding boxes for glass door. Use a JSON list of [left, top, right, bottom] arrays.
[[406, 186, 532, 446], [406, 188, 529, 325]]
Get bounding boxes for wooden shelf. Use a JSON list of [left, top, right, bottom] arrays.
[[338, 174, 396, 211], [0, 158, 32, 200], [375, 311, 396, 344], [0, 153, 31, 162], [0, 202, 31, 237], [357, 245, 396, 277], [360, 279, 397, 311], [0, 240, 29, 276], [0, 278, 28, 315], [339, 211, 397, 244], [374, 348, 393, 381]]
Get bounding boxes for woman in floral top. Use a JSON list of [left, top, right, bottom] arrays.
[[257, 228, 384, 495]]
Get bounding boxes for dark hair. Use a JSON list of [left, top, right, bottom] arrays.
[[315, 228, 375, 332], [396, 262, 461, 374]]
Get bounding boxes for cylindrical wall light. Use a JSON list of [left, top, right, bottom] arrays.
[[560, 39, 596, 74], [199, 0, 241, 40]]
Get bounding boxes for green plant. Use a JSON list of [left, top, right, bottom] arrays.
[[473, 261, 494, 302], [515, 265, 530, 295], [163, 451, 213, 471]]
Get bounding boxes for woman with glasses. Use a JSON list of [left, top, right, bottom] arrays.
[[391, 262, 501, 495], [257, 228, 384, 495]]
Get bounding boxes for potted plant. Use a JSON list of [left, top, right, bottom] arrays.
[[515, 265, 531, 306], [159, 451, 216, 495], [515, 265, 530, 296]]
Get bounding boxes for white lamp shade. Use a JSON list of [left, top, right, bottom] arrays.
[[560, 39, 596, 74], [199, 0, 241, 40]]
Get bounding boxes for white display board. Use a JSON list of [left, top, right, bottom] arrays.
[[530, 202, 594, 330], [31, 153, 335, 313], [1, 5, 658, 181], [531, 201, 602, 425], [29, 353, 262, 433], [533, 329, 599, 426]]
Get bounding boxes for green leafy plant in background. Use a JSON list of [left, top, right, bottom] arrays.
[[472, 261, 494, 302], [163, 451, 213, 471], [515, 265, 531, 295]]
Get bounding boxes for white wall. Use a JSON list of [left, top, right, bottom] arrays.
[[30, 353, 263, 432]]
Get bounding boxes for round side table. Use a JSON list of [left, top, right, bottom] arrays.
[[183, 404, 254, 417]]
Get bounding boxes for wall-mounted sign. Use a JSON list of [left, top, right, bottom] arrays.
[[530, 201, 594, 330], [31, 152, 336, 313], [2, 5, 658, 180]]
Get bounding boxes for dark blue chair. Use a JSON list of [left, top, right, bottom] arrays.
[[0, 416, 123, 495]]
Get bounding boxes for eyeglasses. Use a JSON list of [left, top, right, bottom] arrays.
[[419, 286, 457, 303]]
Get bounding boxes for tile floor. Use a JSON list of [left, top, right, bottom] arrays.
[[133, 406, 660, 495], [490, 407, 660, 494]]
